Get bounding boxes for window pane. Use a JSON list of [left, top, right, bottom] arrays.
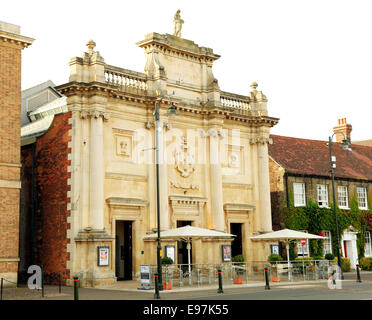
[[293, 183, 305, 207], [323, 230, 332, 255], [338, 186, 348, 208], [357, 187, 367, 209], [365, 231, 372, 257], [317, 184, 328, 207]]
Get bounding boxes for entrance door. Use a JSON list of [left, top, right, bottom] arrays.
[[343, 241, 348, 258], [123, 221, 133, 280], [177, 221, 192, 271], [230, 223, 243, 258], [115, 221, 133, 280]]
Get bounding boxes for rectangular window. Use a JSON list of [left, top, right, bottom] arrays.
[[338, 186, 349, 209], [357, 187, 368, 210], [365, 231, 372, 257], [323, 231, 332, 255], [293, 183, 306, 207], [317, 184, 329, 208]]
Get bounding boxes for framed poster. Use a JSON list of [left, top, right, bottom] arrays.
[[97, 246, 110, 266], [271, 244, 279, 255], [222, 245, 232, 262], [165, 245, 175, 263], [140, 265, 151, 285]]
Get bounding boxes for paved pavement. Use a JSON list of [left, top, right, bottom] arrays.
[[1, 271, 372, 300]]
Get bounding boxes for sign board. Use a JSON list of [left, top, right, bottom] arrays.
[[271, 244, 279, 255], [97, 246, 110, 266], [222, 245, 232, 262], [165, 245, 175, 263], [140, 265, 151, 285], [300, 239, 306, 246]]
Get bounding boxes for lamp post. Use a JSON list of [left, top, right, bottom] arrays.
[[154, 96, 176, 291], [328, 133, 349, 280]]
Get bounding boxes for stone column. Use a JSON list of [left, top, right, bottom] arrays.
[[209, 129, 225, 232], [89, 110, 108, 231], [257, 140, 272, 232], [158, 121, 169, 230]]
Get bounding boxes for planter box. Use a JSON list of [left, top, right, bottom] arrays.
[[272, 276, 280, 282], [234, 277, 243, 284]]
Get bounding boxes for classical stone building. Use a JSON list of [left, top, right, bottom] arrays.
[[20, 13, 278, 286], [269, 118, 372, 269], [0, 21, 33, 285]]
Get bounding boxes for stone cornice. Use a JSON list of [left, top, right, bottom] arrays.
[[137, 33, 220, 62], [56, 81, 279, 125], [224, 203, 255, 212], [0, 30, 34, 49], [106, 197, 148, 207]]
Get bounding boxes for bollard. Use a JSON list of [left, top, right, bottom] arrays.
[[217, 269, 223, 293], [356, 264, 362, 283], [59, 274, 62, 294], [73, 277, 79, 300], [0, 278, 3, 300], [154, 273, 160, 299], [264, 267, 270, 290]]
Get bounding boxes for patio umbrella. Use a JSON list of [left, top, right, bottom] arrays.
[[249, 229, 325, 279], [143, 225, 235, 275]]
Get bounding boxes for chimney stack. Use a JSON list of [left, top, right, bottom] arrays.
[[333, 118, 352, 143]]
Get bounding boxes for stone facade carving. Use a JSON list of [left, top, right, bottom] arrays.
[[174, 135, 195, 178], [173, 10, 184, 37], [170, 181, 199, 190], [80, 109, 110, 120]]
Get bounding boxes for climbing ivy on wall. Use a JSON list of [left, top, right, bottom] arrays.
[[282, 194, 372, 259]]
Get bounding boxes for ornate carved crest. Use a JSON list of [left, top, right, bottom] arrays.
[[174, 135, 195, 178]]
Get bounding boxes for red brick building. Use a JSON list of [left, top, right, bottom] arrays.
[[19, 82, 70, 284]]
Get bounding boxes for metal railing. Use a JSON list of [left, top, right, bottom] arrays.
[[0, 269, 64, 300], [145, 260, 336, 289]]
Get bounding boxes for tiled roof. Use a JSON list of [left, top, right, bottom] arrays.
[[269, 135, 372, 181]]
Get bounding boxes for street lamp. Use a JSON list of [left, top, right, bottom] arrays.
[[154, 95, 176, 291], [328, 133, 350, 280]]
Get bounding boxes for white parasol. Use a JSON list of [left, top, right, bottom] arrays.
[[250, 228, 325, 279], [143, 225, 235, 275]]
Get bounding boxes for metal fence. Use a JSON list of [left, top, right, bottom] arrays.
[[146, 260, 336, 289], [0, 270, 64, 300]]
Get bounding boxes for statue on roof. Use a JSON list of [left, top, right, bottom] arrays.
[[173, 9, 184, 37]]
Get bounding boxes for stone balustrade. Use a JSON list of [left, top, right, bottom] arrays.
[[105, 65, 148, 92], [220, 91, 251, 110]]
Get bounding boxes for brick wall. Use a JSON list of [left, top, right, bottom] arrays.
[[0, 39, 22, 279], [19, 144, 33, 280], [20, 112, 71, 284]]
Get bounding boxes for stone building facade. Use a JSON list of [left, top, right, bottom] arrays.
[[269, 119, 372, 268], [21, 16, 278, 286], [0, 21, 33, 285]]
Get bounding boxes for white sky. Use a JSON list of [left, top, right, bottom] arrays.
[[3, 0, 372, 141]]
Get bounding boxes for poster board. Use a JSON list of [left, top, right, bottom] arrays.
[[165, 245, 175, 263], [97, 246, 110, 266], [222, 245, 232, 262]]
